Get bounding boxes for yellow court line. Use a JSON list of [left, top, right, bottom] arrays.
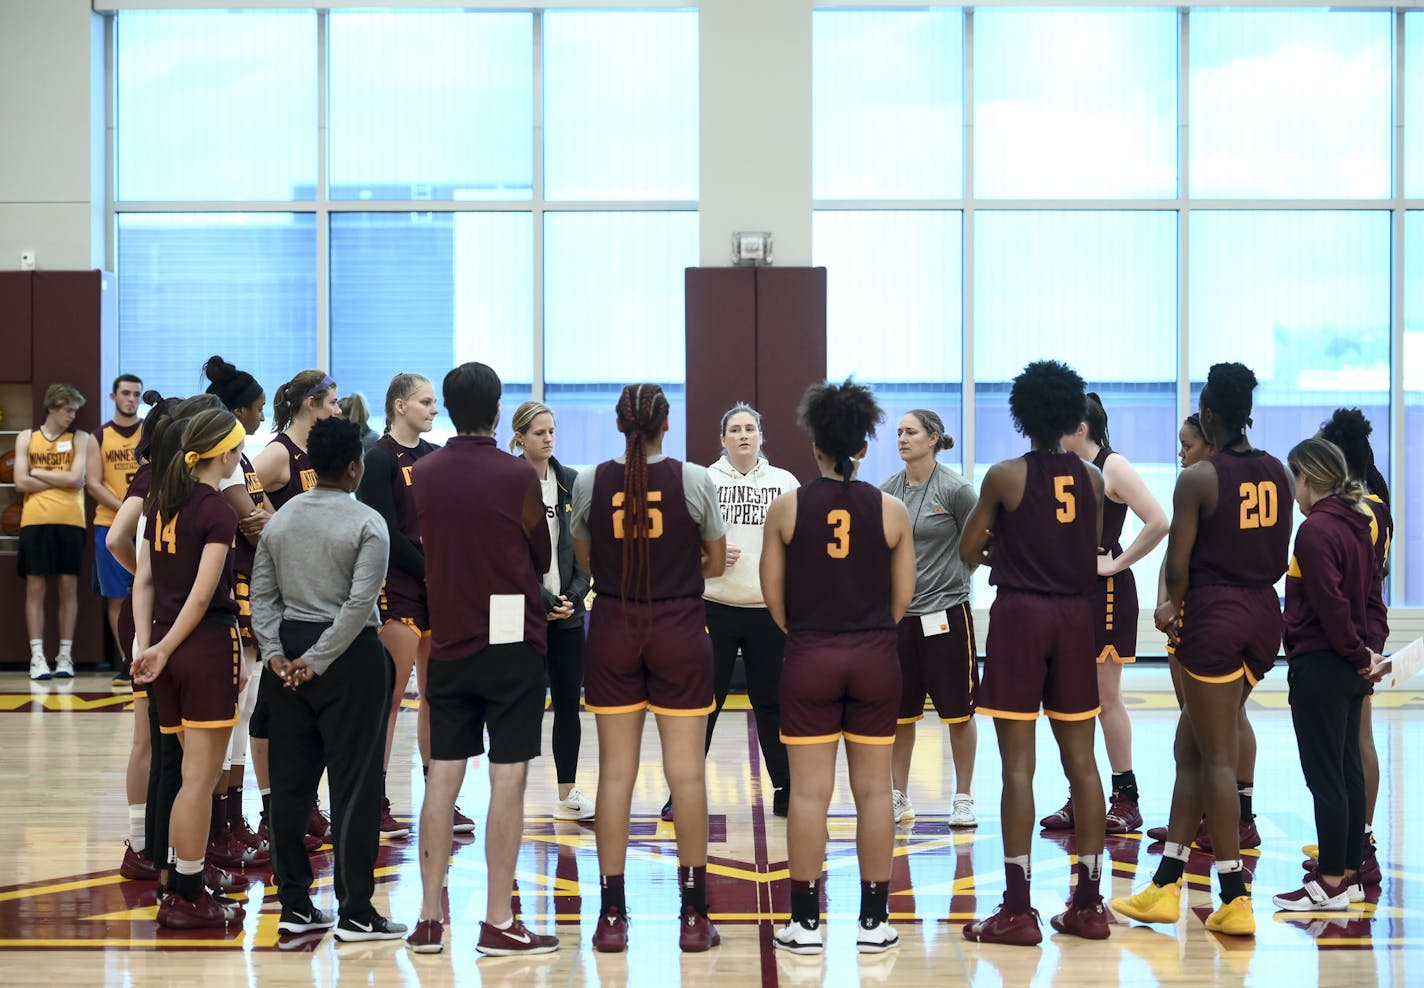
[[0, 875, 128, 903]]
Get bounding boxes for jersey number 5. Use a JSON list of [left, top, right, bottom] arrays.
[[612, 490, 664, 539], [826, 509, 851, 559], [1054, 476, 1077, 524], [1239, 481, 1278, 529]]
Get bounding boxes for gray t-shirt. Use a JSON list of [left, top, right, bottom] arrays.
[[881, 463, 977, 614], [570, 454, 725, 542]]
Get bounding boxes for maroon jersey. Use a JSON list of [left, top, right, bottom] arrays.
[[125, 461, 153, 503], [413, 435, 550, 659], [231, 452, 265, 578], [587, 458, 704, 602], [785, 478, 894, 633], [1364, 494, 1393, 651], [361, 434, 438, 603], [989, 452, 1098, 596], [1283, 495, 1373, 669], [1094, 446, 1127, 556], [145, 483, 238, 625], [1188, 449, 1291, 588], [265, 433, 317, 511]]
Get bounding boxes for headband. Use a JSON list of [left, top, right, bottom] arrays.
[[215, 377, 263, 411], [184, 422, 246, 469], [301, 375, 336, 401]]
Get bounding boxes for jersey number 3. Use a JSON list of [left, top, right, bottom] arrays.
[[1054, 476, 1077, 524], [1239, 481, 1279, 529], [826, 509, 851, 559], [612, 490, 664, 539]]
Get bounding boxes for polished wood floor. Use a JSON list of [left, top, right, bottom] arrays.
[[0, 665, 1420, 987]]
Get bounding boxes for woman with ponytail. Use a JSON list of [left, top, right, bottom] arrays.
[[253, 369, 340, 512], [131, 407, 248, 929], [569, 383, 727, 953], [1271, 437, 1387, 912], [761, 379, 915, 955]]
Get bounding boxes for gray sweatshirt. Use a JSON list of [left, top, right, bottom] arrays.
[[250, 488, 390, 676]]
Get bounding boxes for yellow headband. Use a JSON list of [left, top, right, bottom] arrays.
[[184, 422, 246, 469]]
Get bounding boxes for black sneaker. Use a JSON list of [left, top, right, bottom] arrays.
[[660, 796, 674, 822], [278, 904, 337, 935], [334, 914, 409, 942]]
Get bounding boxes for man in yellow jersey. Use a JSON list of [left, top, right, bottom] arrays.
[[86, 374, 143, 683], [14, 384, 90, 680]]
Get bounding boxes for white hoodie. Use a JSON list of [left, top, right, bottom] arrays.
[[703, 455, 799, 607]]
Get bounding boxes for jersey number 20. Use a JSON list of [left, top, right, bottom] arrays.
[[1238, 481, 1278, 529], [826, 509, 851, 558], [612, 490, 664, 539]]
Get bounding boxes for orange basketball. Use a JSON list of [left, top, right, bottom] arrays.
[[1, 502, 21, 537], [0, 449, 13, 484]]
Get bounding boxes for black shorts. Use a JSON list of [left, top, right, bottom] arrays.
[[426, 642, 544, 764], [18, 524, 84, 577]]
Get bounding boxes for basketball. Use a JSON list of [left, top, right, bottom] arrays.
[[0, 449, 13, 484], [1, 501, 20, 536]]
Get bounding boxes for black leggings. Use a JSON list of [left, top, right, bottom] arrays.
[[144, 692, 183, 872], [1288, 650, 1370, 875], [546, 623, 586, 786], [705, 600, 789, 791]]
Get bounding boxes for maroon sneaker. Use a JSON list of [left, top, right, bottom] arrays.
[[262, 815, 323, 853], [120, 843, 158, 881], [156, 889, 245, 929], [208, 829, 268, 869], [1146, 825, 1169, 842], [231, 813, 269, 856], [1040, 796, 1074, 831], [380, 798, 411, 840], [1358, 843, 1382, 885], [592, 905, 629, 952], [308, 800, 332, 841], [963, 898, 1043, 947], [205, 863, 246, 893], [1050, 897, 1111, 940], [475, 918, 559, 955], [678, 905, 721, 953], [406, 918, 444, 954], [452, 804, 476, 835], [1197, 818, 1258, 852], [1105, 794, 1143, 834]]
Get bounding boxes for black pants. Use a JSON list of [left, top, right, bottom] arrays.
[[546, 623, 586, 786], [705, 600, 790, 791], [145, 690, 183, 871], [267, 621, 391, 919], [1288, 649, 1370, 875]]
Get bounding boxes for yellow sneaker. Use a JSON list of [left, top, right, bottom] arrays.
[[1205, 896, 1255, 936], [1301, 843, 1319, 860], [1110, 879, 1183, 924]]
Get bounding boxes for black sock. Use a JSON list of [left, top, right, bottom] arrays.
[[1219, 869, 1248, 904], [260, 791, 271, 822], [1111, 770, 1139, 802], [1152, 855, 1187, 887], [422, 764, 429, 780], [859, 879, 889, 925], [601, 874, 625, 912], [175, 868, 203, 901], [1237, 782, 1254, 821], [790, 878, 820, 926], [680, 865, 707, 913]]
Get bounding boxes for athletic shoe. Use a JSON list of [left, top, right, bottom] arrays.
[[1204, 896, 1255, 936], [156, 889, 245, 929], [1302, 840, 1382, 885], [53, 655, 74, 679], [1104, 794, 1142, 834], [553, 788, 596, 822], [949, 795, 977, 828], [1040, 796, 1074, 830], [1195, 817, 1259, 852], [891, 790, 914, 824], [1148, 818, 1209, 845], [1346, 879, 1366, 904], [452, 804, 476, 835], [1110, 878, 1183, 925], [406, 918, 444, 954], [29, 655, 51, 681], [1301, 842, 1320, 860], [334, 914, 409, 943], [962, 897, 1043, 946], [120, 842, 158, 881], [379, 798, 410, 839], [112, 667, 132, 688], [660, 796, 675, 822], [205, 863, 245, 892], [1273, 873, 1350, 912], [231, 814, 268, 856], [208, 829, 266, 869], [278, 905, 337, 935], [258, 815, 322, 853], [678, 904, 721, 952], [1146, 824, 1168, 842], [1050, 897, 1111, 940], [856, 916, 900, 953], [773, 917, 824, 954], [308, 801, 332, 841], [772, 788, 790, 819], [475, 918, 559, 955], [591, 905, 629, 952]]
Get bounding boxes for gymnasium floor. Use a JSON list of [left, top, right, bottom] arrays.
[[0, 664, 1419, 987]]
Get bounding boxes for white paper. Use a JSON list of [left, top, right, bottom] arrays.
[[1388, 638, 1424, 689], [920, 609, 950, 637], [489, 594, 524, 646]]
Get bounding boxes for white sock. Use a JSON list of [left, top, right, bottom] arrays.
[[1078, 853, 1103, 881], [57, 640, 72, 659], [1006, 853, 1031, 880], [29, 639, 44, 659], [1364, 823, 1373, 836], [128, 804, 147, 851], [492, 915, 513, 930], [955, 792, 972, 801], [1165, 842, 1191, 862], [260, 788, 271, 797], [175, 856, 204, 876], [1216, 858, 1243, 875]]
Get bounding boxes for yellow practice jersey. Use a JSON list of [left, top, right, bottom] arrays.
[[21, 429, 85, 528], [94, 421, 141, 527]]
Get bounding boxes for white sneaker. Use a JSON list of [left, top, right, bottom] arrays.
[[949, 794, 977, 828], [855, 917, 900, 953], [54, 654, 75, 679], [553, 788, 595, 821], [891, 790, 914, 824], [29, 654, 52, 681], [773, 917, 824, 954]]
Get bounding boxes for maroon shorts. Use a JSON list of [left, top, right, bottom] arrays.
[[380, 572, 430, 639], [1094, 569, 1138, 663], [896, 603, 978, 723], [149, 617, 240, 734], [1176, 583, 1282, 686], [234, 567, 254, 642], [584, 596, 714, 716], [781, 628, 899, 745], [979, 590, 1098, 721]]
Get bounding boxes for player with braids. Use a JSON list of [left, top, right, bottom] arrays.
[[1115, 362, 1292, 938], [570, 383, 728, 953], [763, 379, 915, 955], [958, 360, 1108, 946]]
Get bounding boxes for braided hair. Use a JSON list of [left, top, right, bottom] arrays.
[[1199, 362, 1257, 448], [615, 384, 670, 603]]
